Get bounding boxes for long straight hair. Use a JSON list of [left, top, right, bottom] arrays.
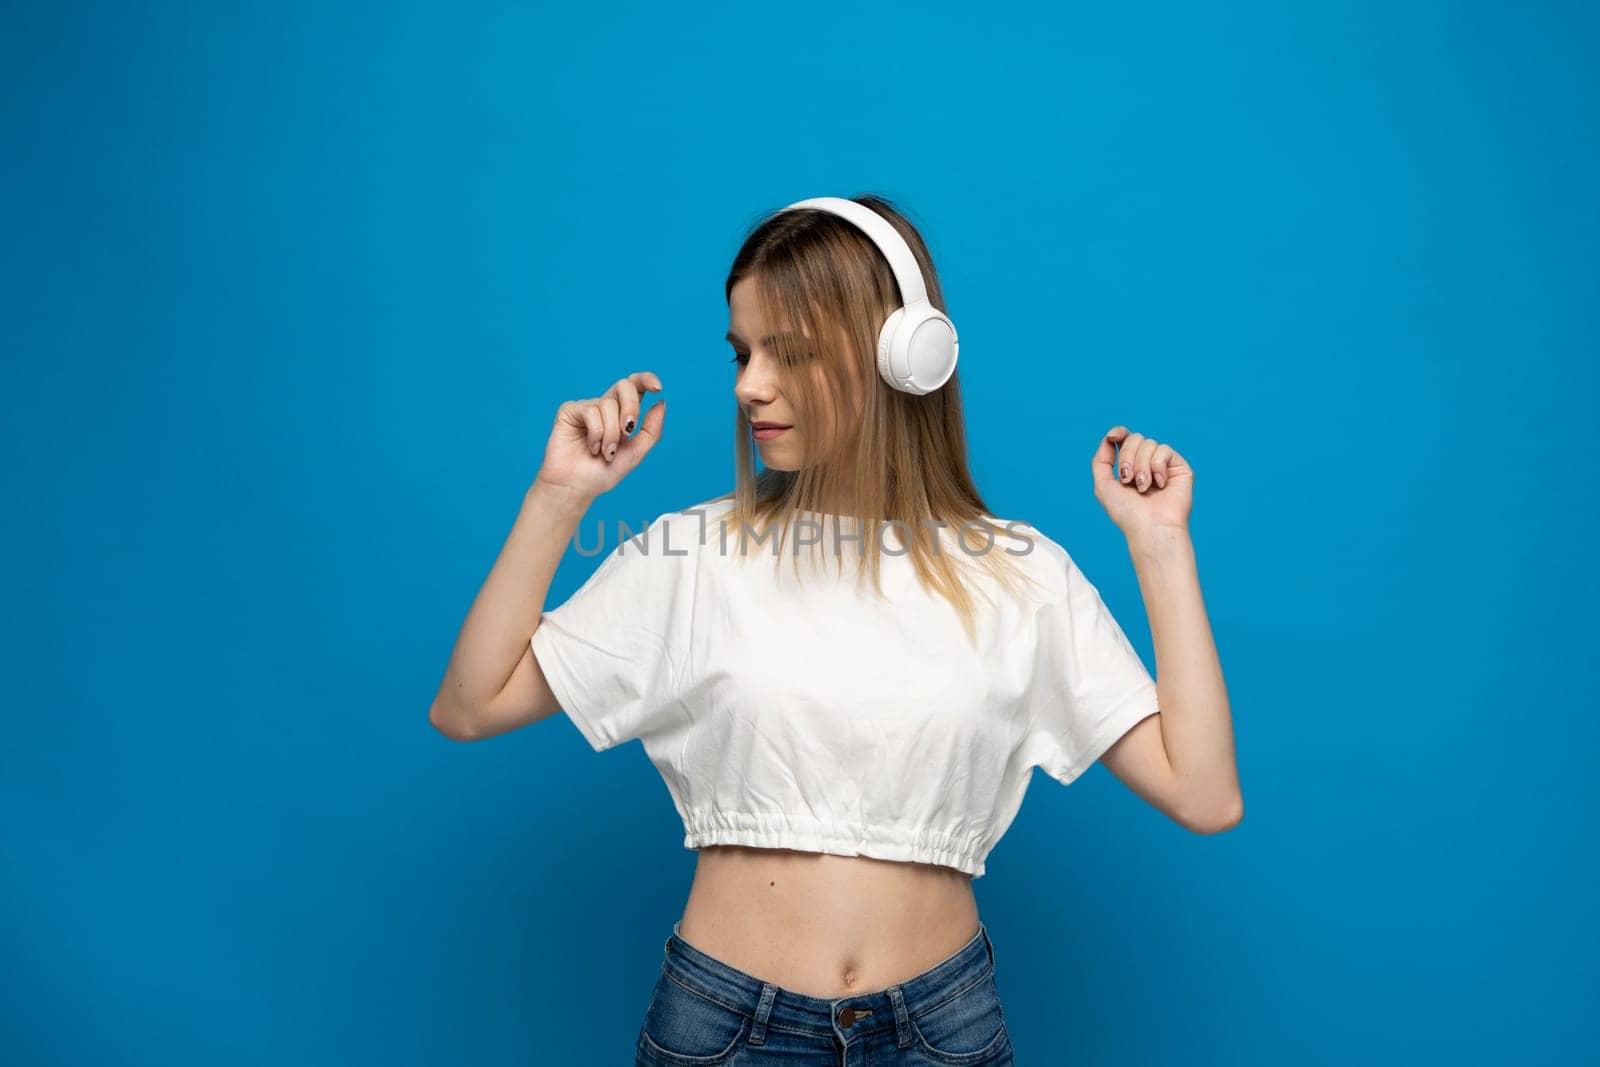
[[711, 193, 1045, 642]]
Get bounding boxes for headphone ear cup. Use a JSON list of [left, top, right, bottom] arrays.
[[877, 304, 958, 395]]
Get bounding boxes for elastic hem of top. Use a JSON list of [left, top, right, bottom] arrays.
[[681, 814, 988, 878]]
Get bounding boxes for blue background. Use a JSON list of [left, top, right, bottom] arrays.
[[5, 1, 1596, 1064]]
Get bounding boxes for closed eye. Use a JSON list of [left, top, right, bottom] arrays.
[[728, 347, 814, 366]]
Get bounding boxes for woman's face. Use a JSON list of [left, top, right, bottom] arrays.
[[727, 276, 862, 471]]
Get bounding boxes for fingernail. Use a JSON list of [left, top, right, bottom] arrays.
[[590, 441, 599, 455], [605, 444, 616, 460], [1137, 472, 1147, 489], [625, 418, 635, 434], [1120, 465, 1130, 481]]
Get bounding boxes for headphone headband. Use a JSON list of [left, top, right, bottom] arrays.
[[780, 196, 931, 308]]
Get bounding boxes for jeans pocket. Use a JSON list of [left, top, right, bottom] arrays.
[[637, 965, 751, 1065], [908, 966, 1011, 1065]]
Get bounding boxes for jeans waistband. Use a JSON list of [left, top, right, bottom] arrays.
[[661, 919, 996, 1044]]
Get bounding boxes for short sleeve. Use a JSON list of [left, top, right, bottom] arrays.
[[530, 513, 696, 752], [1024, 551, 1161, 785]]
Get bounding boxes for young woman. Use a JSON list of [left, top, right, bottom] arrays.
[[430, 194, 1241, 1065]]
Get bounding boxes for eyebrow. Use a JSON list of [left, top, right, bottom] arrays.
[[725, 329, 803, 346]]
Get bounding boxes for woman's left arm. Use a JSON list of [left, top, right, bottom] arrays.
[[1093, 425, 1243, 834]]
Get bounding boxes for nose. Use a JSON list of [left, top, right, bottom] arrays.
[[733, 350, 779, 407]]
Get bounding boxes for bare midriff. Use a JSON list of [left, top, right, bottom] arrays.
[[675, 844, 981, 999]]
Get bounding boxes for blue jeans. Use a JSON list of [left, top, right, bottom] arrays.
[[635, 919, 1016, 1065]]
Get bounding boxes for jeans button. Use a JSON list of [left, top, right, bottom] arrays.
[[838, 1004, 876, 1030]]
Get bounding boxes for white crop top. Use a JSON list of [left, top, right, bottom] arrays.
[[529, 495, 1160, 878]]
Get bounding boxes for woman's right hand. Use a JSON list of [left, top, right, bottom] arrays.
[[534, 371, 666, 500]]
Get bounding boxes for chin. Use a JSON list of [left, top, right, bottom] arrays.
[[755, 443, 799, 470]]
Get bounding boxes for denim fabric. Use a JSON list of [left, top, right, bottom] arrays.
[[635, 919, 1015, 1065]]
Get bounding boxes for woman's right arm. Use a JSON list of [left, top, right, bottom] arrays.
[[428, 371, 665, 741], [427, 479, 591, 740]]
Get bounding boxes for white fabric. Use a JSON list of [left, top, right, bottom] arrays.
[[529, 495, 1160, 878]]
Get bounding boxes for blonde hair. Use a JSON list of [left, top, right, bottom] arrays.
[[712, 192, 1046, 642]]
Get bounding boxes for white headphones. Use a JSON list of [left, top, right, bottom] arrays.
[[775, 196, 959, 396]]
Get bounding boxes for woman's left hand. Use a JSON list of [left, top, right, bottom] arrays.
[[1092, 425, 1193, 536]]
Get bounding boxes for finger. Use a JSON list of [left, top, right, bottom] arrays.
[[630, 399, 667, 456], [628, 370, 664, 394], [1093, 426, 1128, 486], [579, 401, 604, 455], [612, 400, 667, 475], [1118, 432, 1146, 484], [599, 395, 621, 462], [1132, 436, 1159, 493], [612, 376, 642, 437], [1149, 443, 1174, 488]]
